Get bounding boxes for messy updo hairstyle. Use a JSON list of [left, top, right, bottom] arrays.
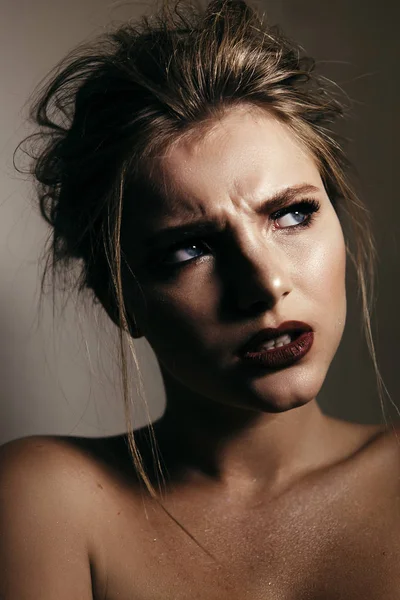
[[16, 0, 395, 545]]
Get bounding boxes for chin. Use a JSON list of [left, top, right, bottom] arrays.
[[232, 363, 327, 414]]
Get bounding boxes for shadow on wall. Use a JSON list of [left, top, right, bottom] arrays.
[[319, 266, 395, 426], [0, 287, 166, 445], [0, 296, 54, 443]]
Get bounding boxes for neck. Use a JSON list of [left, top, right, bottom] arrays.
[[155, 366, 338, 494]]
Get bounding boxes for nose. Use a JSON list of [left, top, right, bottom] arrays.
[[226, 235, 293, 313]]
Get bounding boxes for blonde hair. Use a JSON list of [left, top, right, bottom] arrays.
[[17, 0, 396, 556]]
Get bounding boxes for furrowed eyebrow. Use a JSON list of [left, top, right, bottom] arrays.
[[143, 183, 320, 249]]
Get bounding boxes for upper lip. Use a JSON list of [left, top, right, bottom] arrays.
[[237, 320, 313, 355]]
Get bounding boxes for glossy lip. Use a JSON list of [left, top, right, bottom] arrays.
[[238, 331, 314, 370], [237, 320, 313, 356]]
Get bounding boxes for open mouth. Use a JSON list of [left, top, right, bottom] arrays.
[[237, 320, 313, 358], [237, 322, 314, 368], [254, 329, 303, 352]]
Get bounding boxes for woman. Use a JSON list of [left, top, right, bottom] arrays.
[[1, 0, 399, 597]]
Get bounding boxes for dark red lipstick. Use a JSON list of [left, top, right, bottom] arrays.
[[237, 320, 314, 369]]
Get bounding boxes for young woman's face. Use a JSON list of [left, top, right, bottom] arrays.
[[124, 107, 347, 413]]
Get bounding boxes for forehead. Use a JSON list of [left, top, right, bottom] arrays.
[[131, 107, 321, 233]]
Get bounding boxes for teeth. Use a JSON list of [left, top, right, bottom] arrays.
[[258, 333, 292, 351]]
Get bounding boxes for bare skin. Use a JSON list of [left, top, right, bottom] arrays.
[[1, 107, 399, 598], [1, 423, 398, 599], [85, 418, 399, 600]]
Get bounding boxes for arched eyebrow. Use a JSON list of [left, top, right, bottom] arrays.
[[143, 183, 320, 249]]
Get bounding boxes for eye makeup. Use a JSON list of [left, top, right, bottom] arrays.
[[147, 197, 321, 271]]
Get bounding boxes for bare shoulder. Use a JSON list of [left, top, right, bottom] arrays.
[[342, 420, 400, 501], [0, 434, 126, 599], [368, 421, 400, 470], [0, 433, 116, 502], [352, 420, 400, 464], [0, 432, 136, 540], [322, 417, 400, 498]]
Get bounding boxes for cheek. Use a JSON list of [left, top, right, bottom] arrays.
[[300, 218, 346, 298], [300, 221, 347, 345], [133, 278, 213, 351], [139, 260, 222, 325]]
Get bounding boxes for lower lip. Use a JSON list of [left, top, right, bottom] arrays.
[[239, 331, 314, 369]]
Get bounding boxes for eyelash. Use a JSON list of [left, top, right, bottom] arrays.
[[153, 198, 321, 270]]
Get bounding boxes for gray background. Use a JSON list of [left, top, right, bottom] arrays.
[[1, 0, 399, 445]]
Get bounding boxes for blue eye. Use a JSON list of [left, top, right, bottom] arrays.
[[153, 198, 320, 269], [159, 240, 211, 267], [277, 212, 305, 226], [274, 199, 320, 229]]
